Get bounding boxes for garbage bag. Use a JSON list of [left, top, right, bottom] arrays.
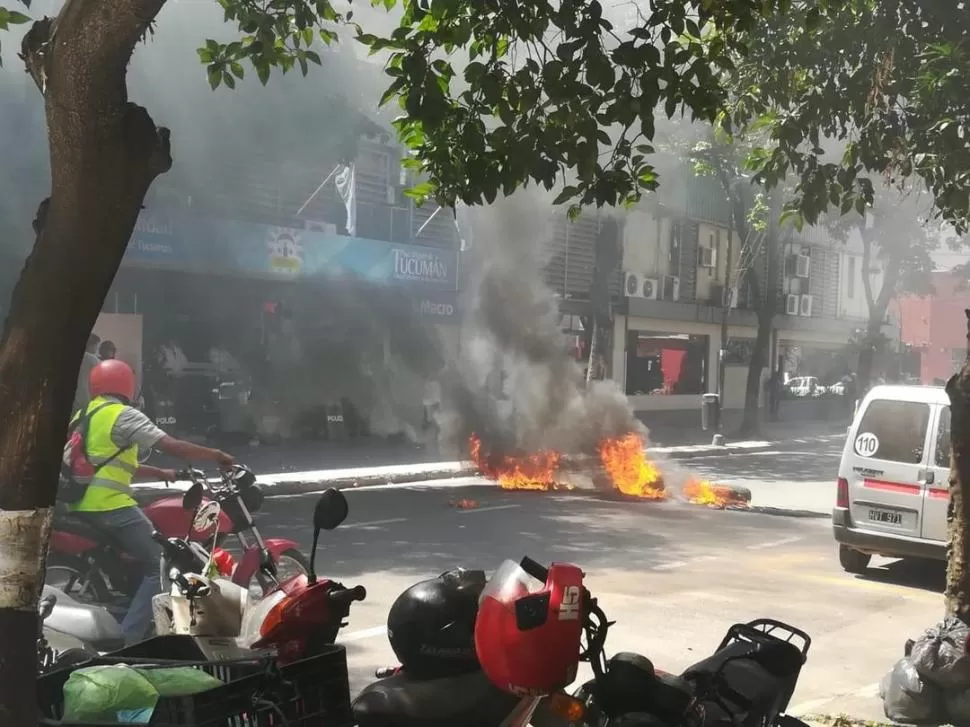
[[945, 688, 970, 726], [911, 616, 970, 689], [62, 664, 223, 723], [880, 656, 945, 724]]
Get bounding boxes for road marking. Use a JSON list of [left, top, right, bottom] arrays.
[[339, 625, 387, 643], [789, 683, 879, 715], [458, 504, 520, 514], [344, 517, 408, 529], [799, 573, 942, 601], [746, 536, 804, 550], [653, 555, 720, 571]]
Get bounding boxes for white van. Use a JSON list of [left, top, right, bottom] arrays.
[[833, 384, 950, 573]]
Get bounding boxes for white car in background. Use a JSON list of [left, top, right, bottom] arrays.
[[787, 376, 819, 397], [833, 384, 949, 573]]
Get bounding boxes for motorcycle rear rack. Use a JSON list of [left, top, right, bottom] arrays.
[[718, 618, 811, 658]]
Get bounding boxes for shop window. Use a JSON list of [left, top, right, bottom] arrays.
[[625, 331, 708, 395]]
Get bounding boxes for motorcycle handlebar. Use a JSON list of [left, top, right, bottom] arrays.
[[329, 585, 367, 606]]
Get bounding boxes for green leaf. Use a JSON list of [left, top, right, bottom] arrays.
[[256, 62, 270, 85], [207, 67, 222, 90], [553, 186, 579, 205], [6, 10, 29, 23]]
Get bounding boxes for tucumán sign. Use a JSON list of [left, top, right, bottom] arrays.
[[393, 249, 450, 285]]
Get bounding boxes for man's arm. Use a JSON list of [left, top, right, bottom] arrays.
[[113, 406, 235, 471], [156, 435, 234, 469]]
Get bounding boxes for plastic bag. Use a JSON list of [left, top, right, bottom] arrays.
[[945, 688, 970, 726], [880, 657, 944, 724], [62, 664, 223, 722], [911, 617, 970, 689]]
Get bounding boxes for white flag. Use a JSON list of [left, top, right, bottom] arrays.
[[454, 202, 473, 251], [334, 163, 357, 236]]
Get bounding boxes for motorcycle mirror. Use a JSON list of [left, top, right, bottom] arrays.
[[313, 488, 348, 532], [138, 447, 155, 465], [182, 482, 204, 512]]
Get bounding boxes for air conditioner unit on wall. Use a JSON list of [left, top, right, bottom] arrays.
[[699, 247, 716, 268], [662, 275, 681, 302], [800, 294, 814, 317], [795, 254, 811, 278], [786, 294, 799, 316], [624, 272, 644, 298], [642, 278, 660, 300]]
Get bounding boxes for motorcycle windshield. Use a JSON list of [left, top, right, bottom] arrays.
[[480, 560, 544, 606]]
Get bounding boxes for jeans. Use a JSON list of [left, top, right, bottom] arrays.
[[73, 506, 161, 645]]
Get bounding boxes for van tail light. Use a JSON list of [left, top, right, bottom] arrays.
[[837, 477, 849, 508]]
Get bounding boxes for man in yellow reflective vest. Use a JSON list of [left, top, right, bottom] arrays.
[[64, 359, 236, 644]]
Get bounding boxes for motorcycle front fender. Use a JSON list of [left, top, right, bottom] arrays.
[[231, 538, 301, 589]]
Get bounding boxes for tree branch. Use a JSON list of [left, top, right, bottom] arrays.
[[46, 0, 169, 110]]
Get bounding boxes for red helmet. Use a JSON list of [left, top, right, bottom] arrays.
[[89, 359, 136, 400], [474, 558, 585, 696]]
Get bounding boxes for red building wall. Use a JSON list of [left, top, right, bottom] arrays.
[[897, 271, 970, 384]]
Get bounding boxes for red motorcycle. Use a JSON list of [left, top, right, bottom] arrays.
[[47, 465, 307, 608], [154, 485, 366, 656]]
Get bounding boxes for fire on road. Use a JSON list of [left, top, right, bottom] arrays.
[[469, 430, 745, 508]]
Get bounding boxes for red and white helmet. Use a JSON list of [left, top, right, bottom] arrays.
[[474, 558, 585, 696]]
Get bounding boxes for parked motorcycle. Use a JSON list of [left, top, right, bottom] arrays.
[[47, 464, 307, 609], [152, 485, 366, 661], [38, 585, 124, 673], [352, 567, 582, 727], [476, 557, 812, 727]]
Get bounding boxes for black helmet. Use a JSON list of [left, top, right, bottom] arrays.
[[386, 568, 486, 678]]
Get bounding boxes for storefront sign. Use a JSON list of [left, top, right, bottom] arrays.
[[393, 248, 452, 286], [124, 215, 459, 291], [414, 290, 461, 323]]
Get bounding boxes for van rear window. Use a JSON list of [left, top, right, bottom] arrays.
[[855, 400, 930, 464]]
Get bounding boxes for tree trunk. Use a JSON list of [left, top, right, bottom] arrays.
[[945, 310, 970, 620], [0, 3, 171, 723], [738, 197, 782, 436]]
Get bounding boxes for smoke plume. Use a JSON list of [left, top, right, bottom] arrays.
[[437, 192, 645, 459]]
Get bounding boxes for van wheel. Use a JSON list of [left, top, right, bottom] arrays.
[[839, 545, 871, 574]]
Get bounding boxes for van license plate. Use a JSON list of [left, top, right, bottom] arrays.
[[868, 508, 903, 526]]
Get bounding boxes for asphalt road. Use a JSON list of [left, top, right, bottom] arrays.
[[253, 449, 940, 720]]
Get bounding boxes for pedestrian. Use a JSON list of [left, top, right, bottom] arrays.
[[764, 369, 783, 421], [63, 358, 237, 644], [73, 333, 101, 415], [98, 339, 117, 360]]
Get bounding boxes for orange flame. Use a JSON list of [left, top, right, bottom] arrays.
[[597, 433, 666, 499], [469, 434, 561, 491], [682, 478, 746, 509]]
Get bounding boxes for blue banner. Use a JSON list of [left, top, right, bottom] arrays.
[[124, 213, 459, 291]]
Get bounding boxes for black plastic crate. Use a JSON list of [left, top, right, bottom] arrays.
[[38, 636, 353, 726]]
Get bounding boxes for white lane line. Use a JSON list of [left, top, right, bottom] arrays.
[[339, 625, 387, 643], [343, 517, 408, 529], [458, 504, 520, 514], [746, 536, 804, 550]]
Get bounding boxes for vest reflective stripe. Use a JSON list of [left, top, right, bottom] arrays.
[[88, 456, 138, 475], [88, 476, 134, 492], [71, 397, 140, 513]]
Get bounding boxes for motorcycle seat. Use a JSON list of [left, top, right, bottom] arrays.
[[684, 640, 802, 725], [41, 586, 124, 652], [54, 513, 114, 548], [352, 670, 521, 727]]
